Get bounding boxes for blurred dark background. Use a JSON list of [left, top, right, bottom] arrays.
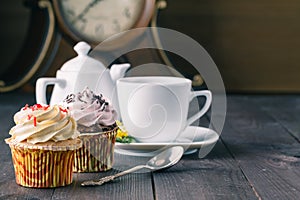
[[1, 0, 300, 93]]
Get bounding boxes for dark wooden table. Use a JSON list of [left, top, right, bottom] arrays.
[[1, 91, 300, 200]]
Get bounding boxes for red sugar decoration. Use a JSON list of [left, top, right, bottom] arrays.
[[22, 104, 29, 110], [25, 104, 50, 111], [33, 117, 37, 127], [59, 107, 68, 113], [22, 104, 51, 127], [35, 104, 43, 109]]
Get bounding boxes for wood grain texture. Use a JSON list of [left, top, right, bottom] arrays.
[[220, 95, 300, 199], [251, 95, 300, 140], [152, 117, 257, 200], [153, 141, 258, 200], [52, 171, 154, 200]]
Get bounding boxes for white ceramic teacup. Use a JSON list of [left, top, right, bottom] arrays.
[[116, 76, 212, 143]]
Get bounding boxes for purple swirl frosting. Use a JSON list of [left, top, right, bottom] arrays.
[[62, 87, 117, 129]]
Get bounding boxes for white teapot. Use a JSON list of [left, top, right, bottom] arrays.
[[35, 41, 130, 115]]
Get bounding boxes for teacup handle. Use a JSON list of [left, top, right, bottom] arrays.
[[35, 78, 66, 104], [186, 90, 212, 126]]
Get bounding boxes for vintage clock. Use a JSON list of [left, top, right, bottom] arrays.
[[0, 0, 157, 92], [0, 0, 203, 92], [52, 0, 156, 46]]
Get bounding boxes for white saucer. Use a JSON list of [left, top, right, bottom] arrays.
[[114, 126, 219, 157]]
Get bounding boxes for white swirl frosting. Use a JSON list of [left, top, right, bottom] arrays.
[[9, 104, 79, 144], [62, 87, 117, 127]]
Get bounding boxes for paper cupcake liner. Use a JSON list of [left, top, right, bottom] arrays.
[[73, 127, 117, 172], [5, 138, 82, 188], [9, 146, 75, 188]]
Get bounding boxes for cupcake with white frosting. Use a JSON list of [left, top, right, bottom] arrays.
[[62, 87, 118, 172], [5, 104, 82, 188]]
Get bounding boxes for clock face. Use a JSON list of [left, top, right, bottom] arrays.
[[55, 0, 145, 43]]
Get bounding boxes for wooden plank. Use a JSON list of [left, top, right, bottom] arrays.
[[153, 141, 258, 200], [52, 170, 154, 200], [219, 95, 300, 199], [153, 115, 257, 200], [250, 95, 300, 140]]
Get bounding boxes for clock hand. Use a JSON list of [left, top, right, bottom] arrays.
[[72, 0, 103, 24]]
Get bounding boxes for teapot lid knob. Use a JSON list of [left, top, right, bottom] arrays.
[[60, 41, 105, 72], [74, 41, 91, 56]]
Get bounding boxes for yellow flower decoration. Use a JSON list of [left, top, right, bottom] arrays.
[[116, 120, 135, 143], [117, 128, 128, 138]]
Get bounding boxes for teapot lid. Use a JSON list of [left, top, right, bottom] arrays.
[[60, 41, 105, 72]]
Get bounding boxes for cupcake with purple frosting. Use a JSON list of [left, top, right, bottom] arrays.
[[62, 87, 118, 172]]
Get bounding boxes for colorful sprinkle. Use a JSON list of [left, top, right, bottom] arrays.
[[43, 105, 50, 110], [22, 104, 29, 110], [33, 117, 37, 127], [59, 107, 68, 113], [27, 115, 32, 120]]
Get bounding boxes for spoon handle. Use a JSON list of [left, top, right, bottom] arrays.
[[81, 165, 146, 186]]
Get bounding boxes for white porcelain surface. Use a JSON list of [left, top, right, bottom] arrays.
[[117, 76, 212, 143], [115, 126, 219, 157], [35, 41, 130, 116]]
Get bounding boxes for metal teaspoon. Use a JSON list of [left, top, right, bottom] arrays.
[[81, 146, 184, 186]]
